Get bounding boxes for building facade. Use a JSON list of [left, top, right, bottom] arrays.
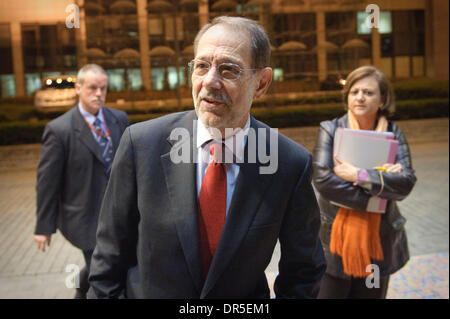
[[0, 0, 448, 98]]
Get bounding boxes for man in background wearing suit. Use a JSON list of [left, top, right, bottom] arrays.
[[88, 16, 325, 299], [33, 64, 129, 299]]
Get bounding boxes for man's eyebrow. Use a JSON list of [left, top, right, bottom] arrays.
[[195, 55, 243, 66], [88, 84, 107, 89], [221, 58, 242, 66]]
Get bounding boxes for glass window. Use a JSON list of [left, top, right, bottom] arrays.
[[25, 73, 41, 96], [42, 72, 61, 78], [326, 11, 355, 45], [357, 11, 392, 35], [148, 18, 163, 36], [167, 67, 178, 90], [0, 24, 13, 74], [273, 13, 316, 48], [151, 68, 165, 90], [21, 23, 76, 73], [1, 74, 15, 98], [164, 16, 183, 42], [127, 68, 142, 91], [167, 67, 186, 90], [378, 12, 393, 34], [381, 35, 393, 57], [273, 68, 284, 82], [107, 69, 125, 92], [326, 12, 369, 73], [392, 10, 425, 56]]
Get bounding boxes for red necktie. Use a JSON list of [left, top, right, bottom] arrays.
[[198, 143, 227, 282]]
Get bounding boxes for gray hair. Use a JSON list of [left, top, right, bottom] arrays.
[[76, 64, 107, 85], [193, 16, 271, 69]]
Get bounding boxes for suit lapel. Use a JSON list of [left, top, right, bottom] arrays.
[[73, 106, 105, 165], [160, 111, 203, 293], [201, 117, 274, 298]]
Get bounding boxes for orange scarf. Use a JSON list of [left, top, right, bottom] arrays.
[[329, 111, 387, 277]]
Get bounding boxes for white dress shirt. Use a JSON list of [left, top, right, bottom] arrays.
[[196, 116, 250, 216], [78, 104, 107, 140]]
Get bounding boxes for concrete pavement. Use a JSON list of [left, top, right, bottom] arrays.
[[0, 117, 448, 298]]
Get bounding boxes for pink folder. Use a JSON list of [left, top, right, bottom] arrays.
[[332, 128, 399, 213]]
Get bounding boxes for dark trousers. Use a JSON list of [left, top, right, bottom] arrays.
[[317, 273, 390, 299], [75, 249, 94, 299]]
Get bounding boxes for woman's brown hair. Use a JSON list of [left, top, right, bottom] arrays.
[[342, 66, 395, 116]]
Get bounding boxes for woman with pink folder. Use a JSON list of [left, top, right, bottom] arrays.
[[312, 66, 417, 298]]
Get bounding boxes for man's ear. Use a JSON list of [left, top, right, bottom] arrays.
[[75, 82, 81, 95], [253, 67, 272, 100]]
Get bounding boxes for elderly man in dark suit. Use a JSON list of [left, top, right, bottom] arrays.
[[88, 16, 325, 299], [33, 64, 129, 299]]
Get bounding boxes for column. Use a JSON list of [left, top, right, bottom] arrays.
[[424, 0, 435, 77], [316, 11, 327, 82], [431, 0, 449, 80], [10, 22, 25, 97], [75, 0, 87, 68], [198, 0, 209, 28], [137, 0, 151, 90], [371, 26, 381, 69], [258, 4, 270, 33]]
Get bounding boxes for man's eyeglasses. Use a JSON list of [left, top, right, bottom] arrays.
[[188, 59, 259, 81]]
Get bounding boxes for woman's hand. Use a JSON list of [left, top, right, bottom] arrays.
[[382, 163, 403, 173], [333, 156, 359, 183]]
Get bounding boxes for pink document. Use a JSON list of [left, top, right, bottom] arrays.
[[333, 128, 399, 213]]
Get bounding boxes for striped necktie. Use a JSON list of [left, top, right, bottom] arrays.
[[93, 117, 113, 177]]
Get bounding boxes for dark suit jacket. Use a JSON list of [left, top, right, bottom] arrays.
[[35, 106, 129, 251], [88, 110, 325, 298]]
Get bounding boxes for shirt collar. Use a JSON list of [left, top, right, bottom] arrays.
[[78, 103, 104, 125], [196, 115, 250, 162]]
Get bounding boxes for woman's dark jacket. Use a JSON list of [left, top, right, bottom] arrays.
[[312, 114, 417, 279]]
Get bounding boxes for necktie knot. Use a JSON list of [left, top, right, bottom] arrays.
[[209, 142, 225, 164], [93, 118, 102, 130]]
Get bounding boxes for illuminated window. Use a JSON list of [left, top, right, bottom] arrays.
[[127, 69, 142, 91], [167, 67, 185, 90], [0, 74, 15, 98], [357, 11, 392, 35], [107, 69, 125, 92], [151, 68, 165, 90], [25, 73, 41, 95], [273, 68, 284, 82]]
